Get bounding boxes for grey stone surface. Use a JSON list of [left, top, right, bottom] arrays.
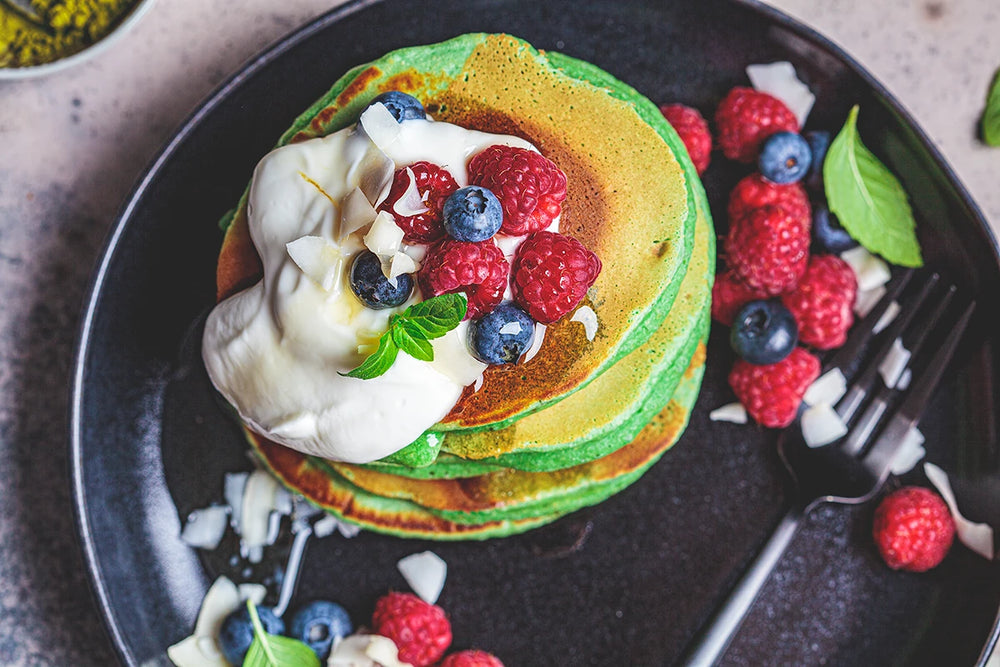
[[0, 0, 997, 664]]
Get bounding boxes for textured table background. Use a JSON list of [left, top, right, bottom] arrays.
[[0, 0, 997, 664]]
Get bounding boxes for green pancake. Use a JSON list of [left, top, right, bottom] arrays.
[[214, 33, 699, 448]]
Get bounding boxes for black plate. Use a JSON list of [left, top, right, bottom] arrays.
[[71, 0, 1000, 664]]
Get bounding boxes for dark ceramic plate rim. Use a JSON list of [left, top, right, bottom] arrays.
[[69, 1, 1000, 664]]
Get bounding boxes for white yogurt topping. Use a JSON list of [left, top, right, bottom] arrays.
[[202, 113, 547, 463]]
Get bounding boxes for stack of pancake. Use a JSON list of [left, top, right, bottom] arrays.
[[213, 34, 714, 540]]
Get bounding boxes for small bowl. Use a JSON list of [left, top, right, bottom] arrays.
[[0, 0, 156, 80]]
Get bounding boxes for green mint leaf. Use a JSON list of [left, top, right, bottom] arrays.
[[982, 67, 1000, 147], [401, 293, 468, 338], [243, 601, 321, 667], [824, 105, 923, 267], [392, 321, 435, 361], [340, 334, 399, 379]]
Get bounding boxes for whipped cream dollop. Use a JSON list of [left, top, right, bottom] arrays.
[[202, 110, 544, 463]]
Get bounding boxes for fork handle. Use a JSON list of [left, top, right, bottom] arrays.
[[682, 505, 805, 666]]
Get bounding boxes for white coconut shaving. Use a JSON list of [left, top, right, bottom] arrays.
[[803, 368, 848, 407], [167, 576, 266, 667], [854, 284, 887, 318], [523, 322, 547, 363], [801, 403, 848, 448], [873, 301, 900, 335], [709, 402, 748, 424], [746, 61, 815, 126], [340, 187, 379, 241], [841, 246, 892, 292], [499, 321, 523, 336], [180, 505, 230, 550], [888, 426, 925, 475], [397, 551, 448, 604], [925, 462, 996, 560], [393, 167, 430, 217], [359, 102, 402, 150], [570, 305, 599, 341], [286, 235, 344, 292], [878, 337, 910, 389]]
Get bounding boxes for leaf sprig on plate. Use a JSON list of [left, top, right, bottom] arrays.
[[824, 105, 923, 268], [342, 292, 468, 379]]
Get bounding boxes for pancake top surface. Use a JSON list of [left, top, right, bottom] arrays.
[[215, 33, 695, 436]]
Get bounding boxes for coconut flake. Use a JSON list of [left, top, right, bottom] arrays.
[[872, 300, 900, 335], [803, 368, 848, 407], [224, 472, 248, 531], [239, 470, 283, 562], [897, 367, 913, 391], [841, 246, 892, 292], [180, 505, 229, 550], [888, 426, 925, 475], [523, 322, 547, 363], [878, 337, 910, 389], [312, 514, 339, 539], [359, 103, 402, 150], [570, 305, 599, 341], [167, 577, 242, 667], [286, 236, 344, 293], [854, 284, 887, 318], [746, 61, 815, 126], [393, 167, 430, 216], [337, 521, 362, 538], [802, 403, 849, 448], [473, 374, 485, 393], [388, 251, 419, 281], [925, 462, 996, 560], [237, 583, 267, 607], [364, 211, 404, 258], [340, 187, 379, 241], [709, 403, 748, 424], [499, 321, 523, 336], [397, 551, 448, 604], [329, 635, 411, 667]]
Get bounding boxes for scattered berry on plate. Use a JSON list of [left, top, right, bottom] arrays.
[[371, 591, 452, 667], [512, 230, 602, 324], [781, 254, 857, 350], [443, 186, 504, 242], [469, 302, 536, 364], [727, 173, 811, 224], [811, 204, 859, 253], [659, 103, 712, 174], [711, 270, 769, 326], [439, 649, 506, 667], [724, 204, 810, 295], [288, 600, 353, 661], [218, 605, 284, 667], [714, 87, 800, 162], [418, 239, 508, 319], [381, 162, 459, 243], [469, 145, 568, 236], [872, 486, 955, 572], [803, 129, 830, 192], [729, 299, 799, 365], [728, 347, 820, 428], [758, 131, 812, 184], [370, 91, 427, 122], [350, 250, 414, 309]]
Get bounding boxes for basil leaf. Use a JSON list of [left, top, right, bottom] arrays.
[[243, 602, 320, 667], [983, 67, 1000, 147], [393, 321, 435, 361], [341, 334, 399, 379], [824, 105, 923, 267]]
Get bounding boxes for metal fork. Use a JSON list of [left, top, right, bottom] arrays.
[[682, 270, 976, 665]]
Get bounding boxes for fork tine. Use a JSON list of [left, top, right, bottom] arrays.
[[837, 273, 940, 423], [860, 299, 975, 486], [839, 284, 956, 456]]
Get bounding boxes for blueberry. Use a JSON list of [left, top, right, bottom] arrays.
[[288, 600, 353, 661], [730, 300, 798, 365], [758, 131, 812, 184], [369, 91, 426, 123], [469, 302, 536, 364], [804, 130, 830, 192], [350, 250, 413, 309], [812, 204, 858, 253], [443, 186, 503, 242], [218, 606, 284, 666]]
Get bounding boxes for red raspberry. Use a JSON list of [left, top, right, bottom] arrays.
[[468, 145, 567, 236], [727, 173, 811, 224], [873, 487, 955, 572], [711, 270, 769, 326], [512, 231, 601, 324], [659, 104, 712, 175], [728, 347, 820, 428], [439, 650, 506, 667], [781, 255, 858, 349], [418, 239, 508, 319], [714, 87, 799, 162], [380, 161, 459, 243], [724, 205, 810, 296], [372, 592, 452, 667]]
